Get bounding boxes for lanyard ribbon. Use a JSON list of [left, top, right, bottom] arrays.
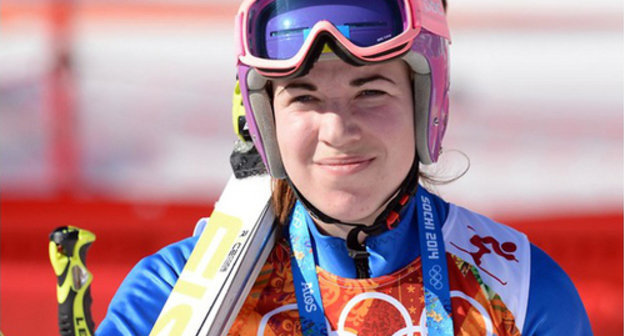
[[417, 193, 454, 335], [289, 204, 329, 336], [289, 190, 454, 335]]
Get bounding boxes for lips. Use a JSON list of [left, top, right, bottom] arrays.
[[314, 156, 375, 175]]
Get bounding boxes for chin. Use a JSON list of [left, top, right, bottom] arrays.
[[314, 194, 380, 224]]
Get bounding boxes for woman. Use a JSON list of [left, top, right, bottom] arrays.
[[97, 0, 592, 335]]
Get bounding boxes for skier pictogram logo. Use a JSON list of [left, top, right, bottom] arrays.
[[450, 225, 518, 286]]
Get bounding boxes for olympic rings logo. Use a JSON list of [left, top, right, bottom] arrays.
[[257, 291, 495, 336], [427, 265, 444, 290]]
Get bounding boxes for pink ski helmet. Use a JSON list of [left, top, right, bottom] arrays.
[[235, 0, 450, 178]]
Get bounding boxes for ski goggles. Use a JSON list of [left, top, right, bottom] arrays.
[[235, 0, 450, 78]]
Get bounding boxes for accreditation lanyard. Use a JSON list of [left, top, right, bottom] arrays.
[[288, 191, 454, 336], [289, 203, 329, 336]]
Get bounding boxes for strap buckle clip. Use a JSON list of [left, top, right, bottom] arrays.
[[347, 248, 369, 260]]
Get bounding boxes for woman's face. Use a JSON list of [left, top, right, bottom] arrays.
[[273, 58, 415, 224]]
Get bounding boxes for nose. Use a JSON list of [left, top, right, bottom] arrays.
[[317, 104, 361, 148]]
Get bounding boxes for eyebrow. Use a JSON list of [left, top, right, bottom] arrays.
[[277, 74, 396, 96], [350, 74, 396, 87], [282, 82, 317, 92]]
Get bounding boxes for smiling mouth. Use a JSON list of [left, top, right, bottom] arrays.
[[315, 157, 375, 175]]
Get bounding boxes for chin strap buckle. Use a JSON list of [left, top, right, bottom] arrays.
[[385, 193, 411, 230], [347, 248, 369, 260], [347, 247, 370, 279], [386, 210, 400, 230], [346, 227, 371, 279]]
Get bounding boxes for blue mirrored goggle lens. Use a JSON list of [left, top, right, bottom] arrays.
[[247, 0, 406, 60]]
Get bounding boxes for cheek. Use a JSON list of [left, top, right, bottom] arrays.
[[366, 104, 414, 148], [371, 105, 416, 174], [275, 110, 317, 169]]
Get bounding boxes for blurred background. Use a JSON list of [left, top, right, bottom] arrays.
[[0, 0, 621, 335]]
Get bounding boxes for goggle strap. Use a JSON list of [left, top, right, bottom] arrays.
[[416, 0, 450, 40]]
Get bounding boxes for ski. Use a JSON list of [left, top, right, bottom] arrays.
[[150, 173, 276, 336]]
